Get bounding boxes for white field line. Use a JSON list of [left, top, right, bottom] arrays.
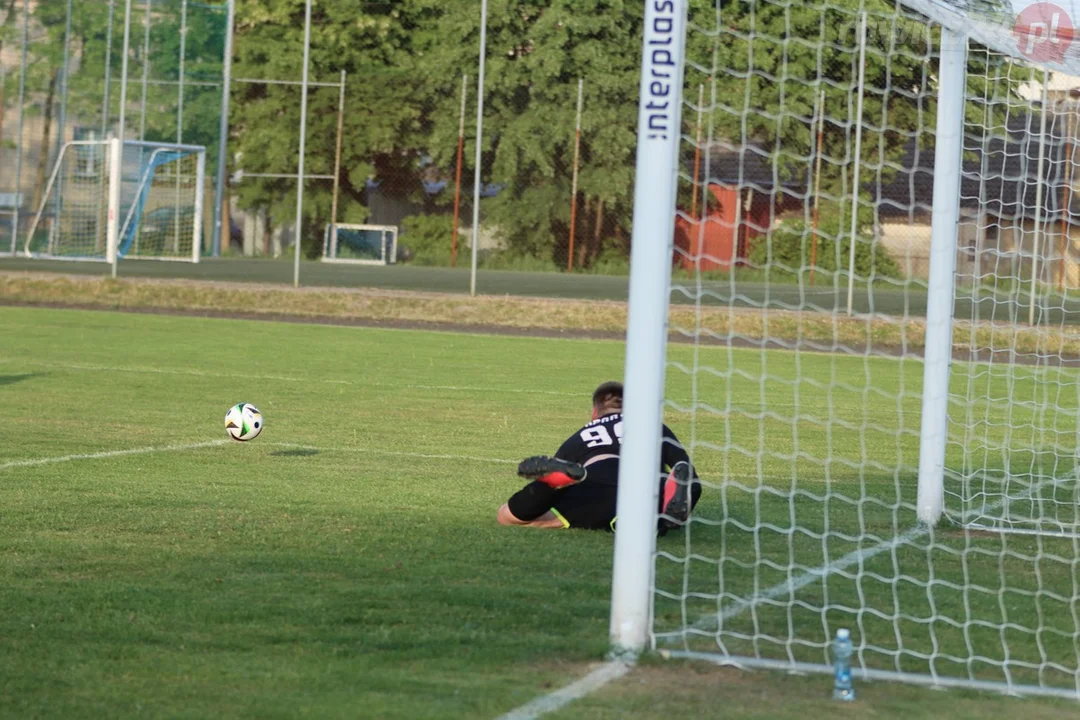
[[502, 476, 1072, 720], [495, 661, 632, 720], [0, 439, 229, 471], [708, 525, 927, 625], [0, 358, 579, 397], [685, 473, 1071, 634]]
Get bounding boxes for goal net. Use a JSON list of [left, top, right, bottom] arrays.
[[613, 0, 1080, 701], [322, 224, 398, 265], [24, 139, 205, 264]]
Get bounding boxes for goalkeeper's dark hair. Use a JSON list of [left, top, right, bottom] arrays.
[[592, 381, 623, 415]]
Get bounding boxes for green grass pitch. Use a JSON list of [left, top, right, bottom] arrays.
[[1, 305, 1078, 718]]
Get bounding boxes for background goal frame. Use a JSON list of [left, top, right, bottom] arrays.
[[321, 223, 398, 266], [23, 139, 206, 269]]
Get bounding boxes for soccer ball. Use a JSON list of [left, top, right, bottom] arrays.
[[224, 402, 264, 442]]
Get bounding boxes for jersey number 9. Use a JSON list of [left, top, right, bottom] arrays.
[[580, 421, 624, 448]]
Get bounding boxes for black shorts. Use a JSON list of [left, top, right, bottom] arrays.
[[551, 463, 619, 531], [550, 464, 704, 532], [551, 482, 618, 531]]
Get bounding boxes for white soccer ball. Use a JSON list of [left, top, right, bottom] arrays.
[[224, 402, 264, 442]]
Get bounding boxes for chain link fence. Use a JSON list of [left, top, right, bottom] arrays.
[[1, 0, 1004, 294], [1, 0, 624, 289]]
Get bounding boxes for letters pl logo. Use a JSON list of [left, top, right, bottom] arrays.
[[1014, 2, 1074, 63]]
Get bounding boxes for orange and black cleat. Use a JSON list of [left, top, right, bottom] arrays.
[[517, 455, 587, 489], [660, 461, 692, 531]]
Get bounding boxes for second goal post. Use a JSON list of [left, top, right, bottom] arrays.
[[321, 224, 399, 265], [23, 139, 206, 266]]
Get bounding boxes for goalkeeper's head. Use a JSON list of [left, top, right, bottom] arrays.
[[592, 381, 623, 419]]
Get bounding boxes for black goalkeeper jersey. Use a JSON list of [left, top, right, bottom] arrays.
[[552, 412, 692, 488]]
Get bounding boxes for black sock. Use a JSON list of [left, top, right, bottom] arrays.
[[506, 481, 559, 522]]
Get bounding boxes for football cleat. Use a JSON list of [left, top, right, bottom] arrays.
[[517, 456, 587, 489], [659, 461, 692, 531]]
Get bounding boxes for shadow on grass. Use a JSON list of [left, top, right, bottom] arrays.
[[0, 373, 43, 387], [270, 449, 319, 457]]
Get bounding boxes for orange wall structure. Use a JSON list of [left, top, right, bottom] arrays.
[[674, 184, 783, 271]]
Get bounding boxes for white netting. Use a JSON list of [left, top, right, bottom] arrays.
[[118, 144, 204, 262], [321, 224, 398, 265], [948, 53, 1080, 537], [24, 140, 204, 263], [655, 0, 1080, 699], [23, 141, 116, 261]]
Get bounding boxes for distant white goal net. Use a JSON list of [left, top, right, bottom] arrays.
[[24, 139, 205, 265], [321, 223, 398, 265], [610, 0, 1080, 703]]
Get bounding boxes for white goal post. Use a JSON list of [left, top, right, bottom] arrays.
[[610, 0, 687, 659], [23, 139, 206, 268], [321, 223, 398, 265], [615, 0, 1080, 701]]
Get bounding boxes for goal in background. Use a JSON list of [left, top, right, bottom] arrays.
[[24, 139, 205, 265], [321, 223, 398, 265], [612, 0, 1080, 701]]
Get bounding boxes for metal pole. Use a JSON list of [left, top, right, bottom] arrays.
[[192, 146, 204, 262], [1029, 71, 1050, 325], [610, 0, 688, 656], [845, 12, 868, 316], [330, 70, 345, 228], [293, 0, 312, 288], [0, 66, 5, 182], [0, 64, 6, 254], [916, 27, 967, 527], [95, 0, 118, 261], [1062, 106, 1074, 291], [118, 0, 134, 143], [451, 74, 467, 268], [45, 0, 74, 249], [102, 0, 115, 137], [211, 0, 235, 257], [56, 0, 72, 155], [811, 89, 825, 286], [177, 0, 187, 143], [971, 73, 994, 318], [12, 0, 28, 253], [470, 0, 488, 296], [690, 83, 704, 220], [567, 78, 584, 272], [173, 0, 188, 255], [131, 0, 150, 258], [107, 137, 122, 276], [138, 0, 151, 141]]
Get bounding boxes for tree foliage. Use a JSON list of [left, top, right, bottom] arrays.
[[231, 0, 442, 253], [8, 0, 1032, 266], [237, 0, 1008, 267]]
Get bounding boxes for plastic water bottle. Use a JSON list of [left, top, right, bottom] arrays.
[[832, 628, 855, 702]]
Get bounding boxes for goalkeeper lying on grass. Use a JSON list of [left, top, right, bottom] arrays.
[[497, 381, 701, 532]]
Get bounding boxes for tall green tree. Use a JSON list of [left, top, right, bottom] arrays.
[[230, 0, 442, 254], [224, 0, 1030, 267], [135, 0, 229, 153], [422, 0, 644, 267]]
